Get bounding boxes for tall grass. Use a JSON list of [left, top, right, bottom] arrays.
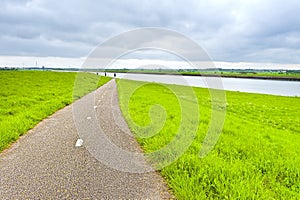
[[117, 79, 300, 199], [0, 71, 111, 152]]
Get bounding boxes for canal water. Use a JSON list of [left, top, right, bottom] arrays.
[[101, 72, 300, 97]]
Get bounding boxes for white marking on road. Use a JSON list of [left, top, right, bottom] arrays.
[[75, 139, 83, 147]]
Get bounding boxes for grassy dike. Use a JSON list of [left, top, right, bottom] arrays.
[[0, 71, 111, 152], [117, 79, 300, 199]]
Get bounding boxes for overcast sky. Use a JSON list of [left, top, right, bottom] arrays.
[[1, 0, 300, 68]]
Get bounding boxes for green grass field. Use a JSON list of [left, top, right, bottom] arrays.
[[0, 71, 111, 152], [117, 79, 300, 199]]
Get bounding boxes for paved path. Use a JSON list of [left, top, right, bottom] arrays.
[[0, 80, 172, 199]]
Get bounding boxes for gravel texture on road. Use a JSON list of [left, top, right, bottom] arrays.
[[0, 79, 173, 199]]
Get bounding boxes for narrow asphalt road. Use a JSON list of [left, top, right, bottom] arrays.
[[0, 80, 173, 199]]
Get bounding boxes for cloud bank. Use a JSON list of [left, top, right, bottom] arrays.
[[0, 0, 300, 67]]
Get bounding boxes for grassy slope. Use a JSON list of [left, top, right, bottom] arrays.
[[117, 79, 300, 199], [180, 71, 300, 78], [0, 71, 111, 152]]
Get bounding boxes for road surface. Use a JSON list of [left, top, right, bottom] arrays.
[[0, 80, 173, 199]]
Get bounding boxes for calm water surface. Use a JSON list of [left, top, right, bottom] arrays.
[[102, 73, 300, 97]]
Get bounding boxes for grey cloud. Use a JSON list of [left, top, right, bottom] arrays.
[[0, 0, 299, 64]]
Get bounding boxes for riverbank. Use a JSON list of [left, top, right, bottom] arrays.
[[102, 69, 300, 81], [108, 71, 300, 81], [105, 72, 300, 97], [183, 73, 300, 81]]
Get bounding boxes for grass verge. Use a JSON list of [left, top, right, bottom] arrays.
[[0, 71, 111, 152], [117, 79, 300, 199]]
